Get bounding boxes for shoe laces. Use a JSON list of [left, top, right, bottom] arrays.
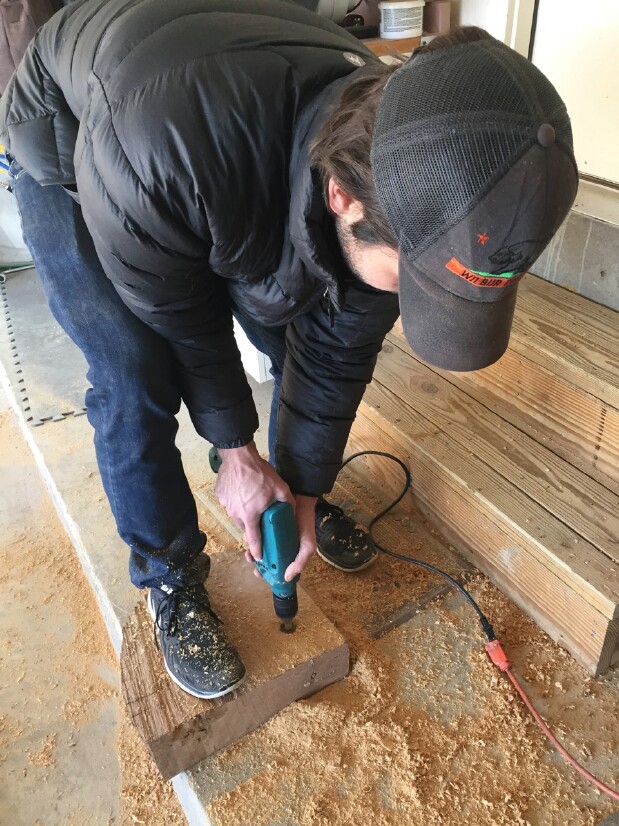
[[153, 583, 222, 646]]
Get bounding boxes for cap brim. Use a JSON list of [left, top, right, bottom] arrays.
[[398, 256, 518, 371]]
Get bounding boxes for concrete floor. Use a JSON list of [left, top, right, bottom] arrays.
[[0, 363, 274, 826], [1, 275, 618, 825], [0, 389, 122, 825], [0, 389, 186, 826]]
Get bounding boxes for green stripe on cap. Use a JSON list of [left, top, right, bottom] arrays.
[[470, 268, 521, 279]]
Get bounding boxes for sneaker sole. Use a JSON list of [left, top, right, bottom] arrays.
[[147, 592, 246, 701], [315, 545, 378, 573]]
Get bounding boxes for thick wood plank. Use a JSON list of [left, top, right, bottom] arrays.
[[373, 342, 619, 568], [349, 414, 619, 675], [121, 552, 349, 779], [359, 380, 619, 619], [389, 323, 619, 489]]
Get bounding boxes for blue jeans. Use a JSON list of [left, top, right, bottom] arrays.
[[11, 167, 287, 588]]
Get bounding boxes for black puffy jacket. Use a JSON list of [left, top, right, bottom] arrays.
[[0, 0, 400, 495]]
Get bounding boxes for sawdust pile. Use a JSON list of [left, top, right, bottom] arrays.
[[118, 716, 186, 826], [204, 471, 619, 826], [28, 735, 57, 767], [0, 409, 186, 826]]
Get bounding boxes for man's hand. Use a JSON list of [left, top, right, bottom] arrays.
[[215, 441, 294, 562], [284, 494, 318, 582]]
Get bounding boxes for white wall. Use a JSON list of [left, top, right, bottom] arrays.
[[452, 0, 510, 40], [531, 0, 619, 185]]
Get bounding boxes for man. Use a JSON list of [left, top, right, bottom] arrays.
[[0, 0, 578, 699]]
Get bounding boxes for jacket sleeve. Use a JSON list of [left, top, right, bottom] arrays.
[[276, 279, 400, 495], [0, 38, 259, 449], [91, 243, 259, 449], [72, 114, 259, 448], [0, 34, 79, 184]]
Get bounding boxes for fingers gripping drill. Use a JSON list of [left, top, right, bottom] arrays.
[[209, 447, 299, 632]]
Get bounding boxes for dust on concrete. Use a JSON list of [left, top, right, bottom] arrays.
[[0, 407, 186, 826], [28, 735, 57, 767], [203, 468, 619, 826]]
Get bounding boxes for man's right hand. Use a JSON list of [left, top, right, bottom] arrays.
[[215, 441, 295, 564]]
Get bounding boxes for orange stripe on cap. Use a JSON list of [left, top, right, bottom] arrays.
[[445, 258, 522, 289]]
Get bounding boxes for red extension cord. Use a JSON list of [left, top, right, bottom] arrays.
[[486, 640, 619, 802]]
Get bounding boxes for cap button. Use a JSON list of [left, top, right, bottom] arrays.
[[537, 123, 556, 147]]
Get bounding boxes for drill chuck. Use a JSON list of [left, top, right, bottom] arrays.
[[273, 592, 298, 620], [273, 592, 298, 633]]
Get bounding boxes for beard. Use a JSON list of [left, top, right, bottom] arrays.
[[333, 215, 400, 293], [335, 217, 364, 280]]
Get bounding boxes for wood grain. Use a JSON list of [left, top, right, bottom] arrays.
[[348, 414, 619, 675], [365, 36, 421, 57], [510, 285, 619, 410], [346, 274, 619, 674], [373, 342, 619, 569], [389, 324, 619, 488], [121, 553, 349, 779], [519, 275, 619, 359], [361, 380, 619, 617]]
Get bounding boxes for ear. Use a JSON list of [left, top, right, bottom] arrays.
[[327, 178, 365, 225]]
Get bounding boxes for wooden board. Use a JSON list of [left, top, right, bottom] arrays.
[[373, 342, 619, 570], [389, 273, 619, 484], [510, 279, 619, 410], [389, 322, 619, 489], [518, 275, 619, 360], [365, 36, 421, 57], [360, 377, 619, 617], [349, 412, 619, 675], [121, 553, 350, 779], [346, 273, 619, 674]]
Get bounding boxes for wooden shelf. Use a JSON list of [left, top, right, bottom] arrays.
[[365, 35, 421, 57]]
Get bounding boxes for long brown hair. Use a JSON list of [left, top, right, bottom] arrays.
[[310, 27, 493, 248]]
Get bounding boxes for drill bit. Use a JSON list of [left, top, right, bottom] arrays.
[[280, 619, 296, 634]]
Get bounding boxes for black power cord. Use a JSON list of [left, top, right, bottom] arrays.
[[339, 450, 496, 642], [339, 453, 619, 803]]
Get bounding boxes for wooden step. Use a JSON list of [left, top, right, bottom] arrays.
[[349, 405, 619, 676], [350, 278, 619, 675], [512, 276, 619, 409], [373, 343, 619, 571], [389, 273, 619, 486]]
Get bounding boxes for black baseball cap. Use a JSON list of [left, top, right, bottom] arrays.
[[371, 35, 578, 371]]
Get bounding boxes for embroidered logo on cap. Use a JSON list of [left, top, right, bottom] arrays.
[[446, 258, 523, 288]]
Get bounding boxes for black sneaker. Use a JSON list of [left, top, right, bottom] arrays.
[[148, 578, 246, 700], [314, 498, 378, 572]]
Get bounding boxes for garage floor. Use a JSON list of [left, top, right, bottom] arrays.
[[1, 268, 618, 825], [0, 393, 186, 826]]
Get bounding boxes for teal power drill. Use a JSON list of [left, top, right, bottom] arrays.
[[209, 447, 300, 632]]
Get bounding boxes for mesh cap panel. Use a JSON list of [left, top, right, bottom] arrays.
[[371, 38, 574, 260]]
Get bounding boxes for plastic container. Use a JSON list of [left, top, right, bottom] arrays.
[[378, 0, 425, 39], [423, 0, 451, 34]]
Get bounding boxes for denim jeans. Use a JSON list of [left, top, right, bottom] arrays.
[[11, 167, 286, 588]]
